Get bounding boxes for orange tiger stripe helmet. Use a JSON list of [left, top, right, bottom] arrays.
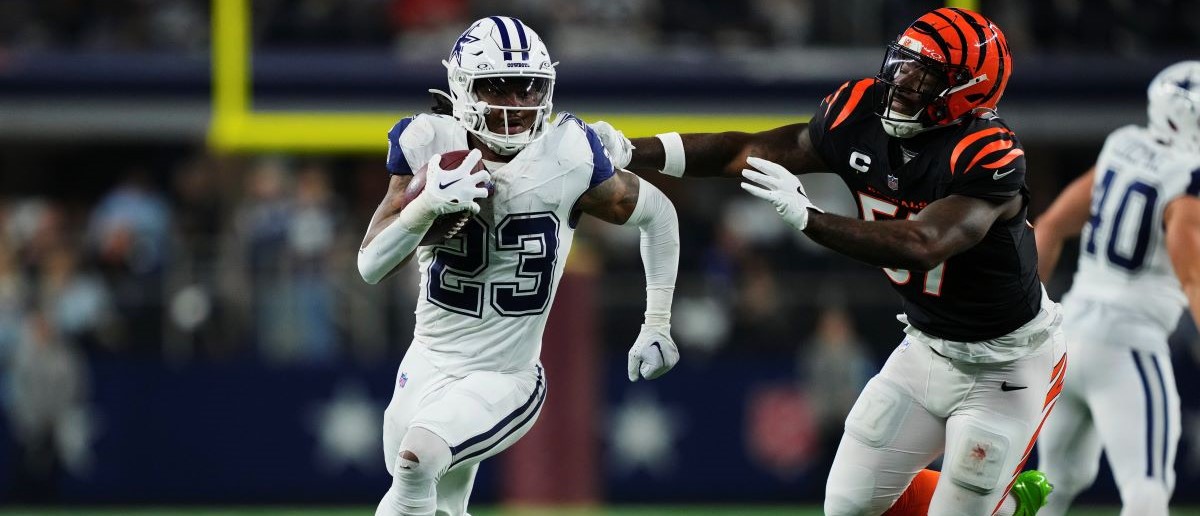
[[875, 8, 1012, 138]]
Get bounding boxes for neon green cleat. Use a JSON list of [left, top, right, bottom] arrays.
[[1011, 470, 1054, 516]]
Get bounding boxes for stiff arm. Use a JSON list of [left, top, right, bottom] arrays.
[[626, 123, 827, 179], [805, 193, 1021, 271]]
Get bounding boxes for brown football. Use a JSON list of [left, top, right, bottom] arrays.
[[404, 150, 491, 246]]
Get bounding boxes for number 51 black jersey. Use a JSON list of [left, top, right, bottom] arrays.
[[808, 79, 1042, 342]]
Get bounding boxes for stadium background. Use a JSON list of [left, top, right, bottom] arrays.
[[1, 0, 1199, 514]]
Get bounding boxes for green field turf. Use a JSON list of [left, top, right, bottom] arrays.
[[2, 506, 1198, 516]]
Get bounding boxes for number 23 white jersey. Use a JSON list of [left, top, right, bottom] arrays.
[[1066, 125, 1200, 331], [385, 112, 614, 373]]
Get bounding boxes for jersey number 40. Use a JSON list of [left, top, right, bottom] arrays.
[[427, 212, 560, 318], [1084, 168, 1200, 273]]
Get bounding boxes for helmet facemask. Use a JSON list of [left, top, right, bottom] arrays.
[[875, 9, 1010, 138], [433, 17, 557, 156], [445, 67, 555, 156], [875, 44, 956, 138]]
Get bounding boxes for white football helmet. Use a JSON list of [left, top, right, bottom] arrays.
[[1147, 60, 1200, 154], [433, 16, 556, 155]]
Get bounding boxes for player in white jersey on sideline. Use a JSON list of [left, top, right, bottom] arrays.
[[1033, 61, 1200, 516], [357, 16, 682, 516]]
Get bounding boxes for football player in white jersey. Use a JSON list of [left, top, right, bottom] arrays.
[[1033, 61, 1200, 516], [357, 17, 682, 516]]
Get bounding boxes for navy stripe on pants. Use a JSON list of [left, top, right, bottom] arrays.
[[1132, 350, 1156, 479]]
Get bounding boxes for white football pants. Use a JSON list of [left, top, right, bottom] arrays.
[[379, 346, 546, 516], [1037, 300, 1180, 516], [824, 322, 1066, 516]]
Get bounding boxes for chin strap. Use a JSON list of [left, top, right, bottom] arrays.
[[880, 111, 929, 138]]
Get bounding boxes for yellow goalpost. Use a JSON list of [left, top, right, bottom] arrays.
[[206, 0, 976, 153], [206, 0, 804, 153]]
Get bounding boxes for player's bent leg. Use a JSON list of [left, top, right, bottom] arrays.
[[882, 468, 1051, 516], [824, 376, 945, 516], [383, 349, 440, 476], [377, 427, 453, 516], [425, 365, 546, 470], [378, 357, 541, 516], [929, 330, 1066, 516], [930, 417, 1018, 515]]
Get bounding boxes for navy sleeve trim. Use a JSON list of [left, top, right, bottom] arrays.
[[581, 121, 615, 188], [386, 117, 416, 175]]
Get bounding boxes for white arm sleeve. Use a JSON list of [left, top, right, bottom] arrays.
[[623, 177, 680, 326], [357, 194, 437, 285]]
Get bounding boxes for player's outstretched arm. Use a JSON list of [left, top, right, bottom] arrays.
[[358, 151, 490, 284], [805, 194, 1020, 271], [576, 170, 681, 381], [739, 155, 1020, 270], [591, 121, 826, 179], [1166, 195, 1200, 329], [1034, 167, 1095, 281]]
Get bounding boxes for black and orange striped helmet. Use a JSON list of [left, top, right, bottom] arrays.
[[875, 8, 1011, 138]]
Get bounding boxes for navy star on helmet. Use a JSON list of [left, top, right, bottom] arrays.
[[1148, 60, 1200, 154], [449, 20, 482, 66], [432, 16, 556, 155]]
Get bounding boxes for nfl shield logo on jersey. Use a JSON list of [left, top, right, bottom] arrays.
[[398, 372, 408, 388], [887, 174, 900, 191]]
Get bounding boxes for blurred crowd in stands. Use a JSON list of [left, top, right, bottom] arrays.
[[1, 0, 1198, 56]]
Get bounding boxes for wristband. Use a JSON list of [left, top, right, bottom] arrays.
[[655, 132, 686, 177]]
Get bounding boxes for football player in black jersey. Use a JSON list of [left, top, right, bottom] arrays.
[[593, 7, 1062, 516]]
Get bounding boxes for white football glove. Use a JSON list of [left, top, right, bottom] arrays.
[[589, 120, 634, 170], [739, 156, 823, 231], [413, 149, 491, 220], [627, 324, 679, 382]]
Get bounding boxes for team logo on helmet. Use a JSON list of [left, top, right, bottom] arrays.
[[450, 21, 482, 66], [875, 8, 1012, 138], [432, 16, 557, 156], [1147, 61, 1200, 154]]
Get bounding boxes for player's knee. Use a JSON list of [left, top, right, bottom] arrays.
[[398, 449, 426, 473], [394, 427, 452, 486], [945, 423, 1011, 493], [824, 465, 885, 516], [384, 442, 450, 516], [1118, 479, 1169, 516], [395, 448, 444, 487], [844, 378, 911, 448]]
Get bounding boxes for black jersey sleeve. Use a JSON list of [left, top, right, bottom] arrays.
[[807, 78, 876, 169], [946, 125, 1027, 201]]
